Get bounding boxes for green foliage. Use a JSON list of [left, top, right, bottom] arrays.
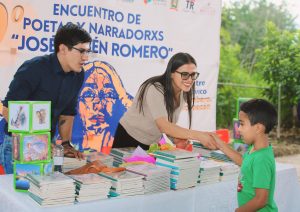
[[255, 22, 300, 127], [222, 0, 296, 71], [217, 0, 299, 129], [217, 28, 266, 128]]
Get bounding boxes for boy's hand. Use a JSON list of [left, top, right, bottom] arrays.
[[209, 133, 226, 150], [197, 133, 218, 150]]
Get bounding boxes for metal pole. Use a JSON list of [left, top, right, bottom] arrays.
[[277, 83, 281, 139]]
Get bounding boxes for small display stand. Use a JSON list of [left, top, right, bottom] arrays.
[[8, 101, 53, 192]]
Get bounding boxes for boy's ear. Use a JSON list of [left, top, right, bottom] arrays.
[[255, 123, 266, 134]]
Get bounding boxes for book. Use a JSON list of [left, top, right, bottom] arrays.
[[99, 170, 144, 182], [26, 172, 74, 187], [154, 149, 198, 160]]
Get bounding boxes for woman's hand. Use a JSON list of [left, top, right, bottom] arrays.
[[173, 138, 190, 149], [208, 132, 226, 150], [196, 132, 218, 150]]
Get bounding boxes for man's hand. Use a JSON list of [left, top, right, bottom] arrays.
[[62, 141, 84, 160]]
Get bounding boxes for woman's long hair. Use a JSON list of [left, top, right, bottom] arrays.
[[137, 52, 197, 128]]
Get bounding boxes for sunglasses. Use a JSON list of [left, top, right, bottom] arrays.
[[174, 71, 200, 80]]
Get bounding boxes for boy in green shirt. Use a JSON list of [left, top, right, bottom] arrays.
[[212, 99, 278, 212]]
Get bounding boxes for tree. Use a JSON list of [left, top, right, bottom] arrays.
[[255, 22, 300, 127], [217, 27, 266, 128], [222, 0, 296, 72]]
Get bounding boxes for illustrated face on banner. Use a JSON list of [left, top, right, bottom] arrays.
[[75, 61, 133, 152], [79, 68, 117, 133]]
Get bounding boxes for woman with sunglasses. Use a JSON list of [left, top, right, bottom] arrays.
[[113, 52, 217, 150]]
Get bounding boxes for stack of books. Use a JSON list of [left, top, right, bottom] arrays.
[[126, 164, 170, 194], [154, 149, 200, 190], [110, 147, 136, 167], [99, 170, 144, 197], [26, 172, 75, 206], [86, 152, 114, 167], [192, 142, 212, 158], [210, 150, 232, 162], [62, 157, 87, 173], [217, 161, 240, 182], [70, 173, 111, 202], [197, 159, 221, 185]]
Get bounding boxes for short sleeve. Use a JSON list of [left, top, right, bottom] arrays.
[[252, 156, 272, 189], [145, 84, 168, 120]]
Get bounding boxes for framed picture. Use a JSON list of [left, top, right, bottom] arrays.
[[32, 102, 51, 132], [22, 133, 51, 162], [43, 161, 53, 175], [8, 102, 30, 132], [14, 163, 42, 192]]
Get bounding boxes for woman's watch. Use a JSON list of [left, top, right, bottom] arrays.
[[62, 140, 73, 149]]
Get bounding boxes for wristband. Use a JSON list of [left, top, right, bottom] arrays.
[[62, 140, 73, 148]]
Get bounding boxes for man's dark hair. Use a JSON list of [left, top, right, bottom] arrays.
[[240, 99, 277, 134], [54, 23, 92, 53]]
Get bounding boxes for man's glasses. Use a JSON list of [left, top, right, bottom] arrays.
[[174, 71, 200, 80], [71, 46, 93, 56]]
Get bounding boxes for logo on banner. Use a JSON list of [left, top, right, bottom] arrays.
[[144, 0, 167, 6], [184, 0, 196, 13], [170, 0, 179, 10], [199, 1, 217, 16]]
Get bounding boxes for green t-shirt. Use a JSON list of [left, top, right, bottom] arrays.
[[238, 145, 278, 212]]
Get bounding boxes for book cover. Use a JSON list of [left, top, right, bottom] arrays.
[[154, 149, 198, 159], [99, 170, 143, 182]]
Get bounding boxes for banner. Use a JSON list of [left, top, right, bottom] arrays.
[[0, 0, 221, 152]]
